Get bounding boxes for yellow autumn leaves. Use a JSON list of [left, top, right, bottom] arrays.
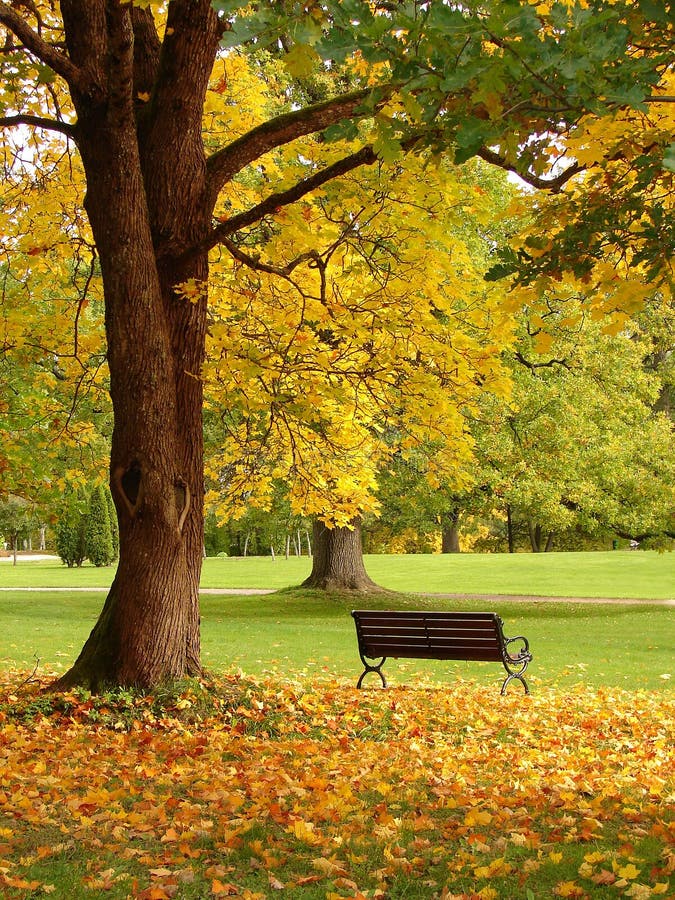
[[1, 673, 673, 898], [205, 56, 517, 524]]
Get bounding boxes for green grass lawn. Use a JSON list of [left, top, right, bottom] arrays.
[[1, 588, 673, 690], [2, 553, 673, 899], [1, 549, 674, 597]]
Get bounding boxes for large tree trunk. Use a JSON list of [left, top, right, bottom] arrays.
[[55, 2, 220, 689], [528, 522, 541, 552], [301, 519, 382, 591], [441, 508, 461, 553], [3, 1, 398, 689]]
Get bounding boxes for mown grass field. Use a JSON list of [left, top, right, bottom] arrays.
[[1, 551, 673, 690], [1, 551, 673, 899], [1, 550, 674, 598]]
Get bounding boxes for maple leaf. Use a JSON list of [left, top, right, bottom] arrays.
[[591, 869, 617, 885], [617, 862, 642, 880], [554, 881, 585, 898], [211, 879, 239, 896]]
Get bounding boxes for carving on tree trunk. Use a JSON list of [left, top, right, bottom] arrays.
[[113, 461, 145, 518], [176, 477, 190, 534]]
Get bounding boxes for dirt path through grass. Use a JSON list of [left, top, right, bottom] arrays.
[[2, 585, 673, 603]]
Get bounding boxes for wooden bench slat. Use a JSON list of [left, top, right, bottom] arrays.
[[358, 626, 501, 640], [353, 612, 497, 623], [362, 647, 504, 661], [351, 609, 532, 694], [358, 633, 504, 647], [362, 643, 505, 662]]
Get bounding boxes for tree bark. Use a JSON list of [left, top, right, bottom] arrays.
[[0, 2, 409, 688], [528, 522, 542, 553], [54, 2, 220, 689], [441, 508, 461, 553], [301, 519, 382, 591], [506, 505, 515, 553]]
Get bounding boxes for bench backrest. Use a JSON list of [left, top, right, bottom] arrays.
[[352, 609, 505, 662]]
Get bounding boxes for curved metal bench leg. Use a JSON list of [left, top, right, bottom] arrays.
[[500, 672, 529, 695], [356, 656, 387, 689]]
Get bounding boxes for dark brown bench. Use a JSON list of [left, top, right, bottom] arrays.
[[351, 609, 532, 694]]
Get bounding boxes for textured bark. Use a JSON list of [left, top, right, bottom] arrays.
[[302, 519, 382, 591], [55, 1, 220, 689], [506, 506, 515, 554], [528, 523, 554, 553], [441, 508, 461, 553], [528, 522, 542, 552]]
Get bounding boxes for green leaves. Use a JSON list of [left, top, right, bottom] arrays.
[[214, 0, 669, 184], [321, 118, 361, 144], [663, 143, 675, 173], [454, 119, 492, 165]]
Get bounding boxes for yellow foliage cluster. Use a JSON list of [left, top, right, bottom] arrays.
[[206, 127, 516, 524], [0, 132, 109, 496], [511, 75, 675, 319]]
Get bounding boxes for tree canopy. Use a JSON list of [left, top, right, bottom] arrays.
[[0, 0, 672, 687]]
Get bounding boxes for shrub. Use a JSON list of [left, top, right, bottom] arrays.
[[55, 502, 87, 567], [104, 484, 119, 557], [85, 484, 115, 566]]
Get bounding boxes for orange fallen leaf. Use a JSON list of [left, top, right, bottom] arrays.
[[211, 879, 239, 896]]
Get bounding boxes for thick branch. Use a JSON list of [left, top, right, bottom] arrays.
[[222, 238, 321, 278], [478, 146, 582, 193], [205, 88, 389, 210], [130, 6, 161, 101], [192, 145, 380, 259], [147, 0, 221, 138], [514, 351, 572, 372], [0, 1, 82, 86], [0, 113, 76, 139]]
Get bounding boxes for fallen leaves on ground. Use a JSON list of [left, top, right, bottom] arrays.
[[0, 671, 673, 899]]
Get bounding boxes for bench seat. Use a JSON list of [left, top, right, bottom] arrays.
[[352, 609, 532, 694]]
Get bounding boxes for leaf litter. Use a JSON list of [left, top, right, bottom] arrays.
[[0, 671, 673, 898]]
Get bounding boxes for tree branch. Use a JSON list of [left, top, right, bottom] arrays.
[[513, 351, 572, 372], [221, 238, 321, 278], [189, 145, 381, 260], [477, 146, 582, 193], [205, 87, 390, 210], [130, 5, 161, 101], [0, 1, 82, 87], [146, 0, 222, 139], [0, 113, 76, 139]]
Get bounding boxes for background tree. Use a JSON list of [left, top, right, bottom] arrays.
[[477, 300, 675, 550], [85, 484, 116, 567], [205, 145, 516, 588], [0, 0, 671, 687], [104, 485, 120, 560], [0, 496, 40, 564], [54, 493, 88, 568]]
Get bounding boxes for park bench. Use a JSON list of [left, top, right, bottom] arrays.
[[351, 609, 532, 694]]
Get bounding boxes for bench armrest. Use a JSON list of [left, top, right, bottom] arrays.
[[504, 634, 532, 662]]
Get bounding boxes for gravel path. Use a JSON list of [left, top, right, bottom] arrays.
[[421, 592, 674, 605], [0, 586, 672, 604]]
